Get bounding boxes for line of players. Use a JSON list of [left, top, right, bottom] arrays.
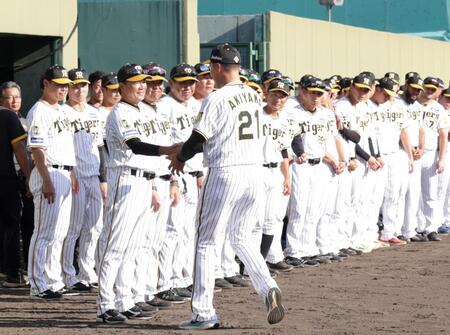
[[23, 62, 449, 323]]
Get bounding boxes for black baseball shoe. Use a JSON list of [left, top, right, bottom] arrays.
[[34, 289, 63, 299], [224, 275, 251, 287], [147, 296, 173, 309], [267, 261, 294, 273], [410, 232, 428, 242], [427, 232, 441, 242], [215, 278, 234, 289], [70, 282, 92, 292], [57, 286, 80, 296], [135, 301, 158, 313], [265, 287, 285, 324], [96, 309, 127, 324], [157, 289, 186, 304], [122, 305, 155, 320], [2, 273, 29, 288], [173, 287, 192, 300]]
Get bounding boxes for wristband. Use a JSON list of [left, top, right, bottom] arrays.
[[170, 180, 179, 187], [152, 186, 157, 191]]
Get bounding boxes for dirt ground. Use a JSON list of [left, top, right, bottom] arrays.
[[1, 235, 450, 335]]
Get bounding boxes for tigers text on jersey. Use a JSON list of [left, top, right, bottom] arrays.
[[194, 81, 265, 167], [105, 101, 161, 171], [284, 100, 335, 159], [63, 103, 103, 178], [261, 109, 290, 164], [158, 95, 203, 172], [371, 99, 408, 155], [27, 100, 76, 166], [397, 97, 422, 148], [412, 100, 449, 151]]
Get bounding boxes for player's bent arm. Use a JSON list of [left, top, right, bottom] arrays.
[[355, 144, 370, 162], [177, 130, 206, 163], [339, 127, 360, 143], [438, 128, 448, 162], [12, 140, 31, 180], [126, 138, 164, 156], [418, 126, 425, 153], [98, 145, 107, 183], [400, 128, 414, 161], [334, 137, 346, 163], [31, 147, 52, 183], [291, 134, 304, 157]]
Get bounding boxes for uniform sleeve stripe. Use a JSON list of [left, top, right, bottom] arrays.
[[193, 129, 208, 141], [11, 133, 27, 144]]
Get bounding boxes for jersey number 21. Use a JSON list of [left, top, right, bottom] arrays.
[[238, 110, 260, 140]]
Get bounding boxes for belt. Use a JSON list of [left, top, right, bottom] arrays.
[[51, 165, 73, 171], [130, 168, 155, 180], [307, 158, 322, 166], [263, 162, 278, 168], [349, 157, 356, 162], [188, 171, 202, 177], [159, 174, 171, 181]]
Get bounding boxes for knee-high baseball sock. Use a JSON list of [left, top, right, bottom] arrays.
[[260, 234, 274, 260]]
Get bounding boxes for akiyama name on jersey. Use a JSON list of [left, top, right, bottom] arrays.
[[27, 101, 77, 166], [194, 82, 264, 167]]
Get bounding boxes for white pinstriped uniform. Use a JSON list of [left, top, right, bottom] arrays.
[[259, 109, 290, 264], [397, 99, 423, 238], [284, 100, 335, 258], [416, 100, 449, 234], [191, 81, 277, 322], [157, 95, 202, 292], [97, 101, 158, 314], [26, 101, 77, 295], [442, 107, 450, 226], [61, 103, 103, 287]]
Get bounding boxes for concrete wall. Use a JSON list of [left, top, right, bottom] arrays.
[[183, 0, 200, 65], [0, 0, 78, 69], [267, 11, 450, 84]]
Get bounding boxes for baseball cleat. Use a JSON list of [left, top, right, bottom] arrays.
[[96, 309, 127, 324], [178, 318, 220, 330], [265, 287, 285, 325]]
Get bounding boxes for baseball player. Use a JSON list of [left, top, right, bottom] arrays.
[[61, 68, 105, 291], [26, 65, 77, 299], [414, 77, 448, 241], [156, 63, 203, 302], [194, 62, 214, 101], [169, 44, 285, 330], [261, 69, 283, 97], [96, 64, 177, 323], [87, 71, 105, 108], [98, 72, 121, 135]]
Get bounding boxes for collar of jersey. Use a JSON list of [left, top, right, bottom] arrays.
[[120, 100, 141, 111]]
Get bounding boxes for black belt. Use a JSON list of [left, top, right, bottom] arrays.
[[130, 168, 155, 180], [51, 165, 73, 171], [188, 171, 203, 177], [263, 162, 278, 168], [307, 158, 322, 166], [349, 157, 356, 162], [159, 174, 171, 181]]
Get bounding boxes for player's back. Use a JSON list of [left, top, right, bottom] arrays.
[[195, 82, 264, 168]]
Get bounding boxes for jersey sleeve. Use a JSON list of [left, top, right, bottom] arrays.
[[5, 110, 26, 144], [27, 107, 49, 148], [438, 106, 449, 129], [194, 95, 220, 140], [112, 107, 140, 142]]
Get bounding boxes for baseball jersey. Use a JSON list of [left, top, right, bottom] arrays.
[[398, 97, 422, 148], [63, 103, 103, 178], [261, 109, 290, 164], [371, 99, 408, 155], [105, 101, 160, 171], [194, 81, 264, 168], [323, 107, 339, 159], [284, 99, 333, 159], [334, 97, 357, 160], [412, 100, 449, 151], [98, 106, 110, 140], [159, 95, 203, 172], [27, 100, 77, 166]]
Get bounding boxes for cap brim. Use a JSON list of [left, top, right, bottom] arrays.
[[263, 77, 282, 85], [104, 83, 119, 89], [268, 88, 289, 95], [146, 75, 168, 82], [306, 87, 326, 93], [409, 83, 424, 90], [383, 88, 398, 97], [246, 82, 261, 89], [354, 83, 371, 90], [172, 76, 198, 82], [72, 79, 90, 84], [330, 88, 340, 94], [197, 71, 211, 76], [52, 78, 72, 84], [126, 74, 150, 82], [443, 93, 450, 97], [423, 84, 438, 90]]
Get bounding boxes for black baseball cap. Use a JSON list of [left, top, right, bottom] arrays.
[[267, 79, 291, 95], [442, 87, 450, 97], [68, 68, 90, 84], [359, 71, 375, 82], [43, 65, 72, 84], [247, 70, 261, 84], [282, 76, 295, 90], [423, 77, 444, 90], [142, 62, 167, 82], [353, 73, 374, 89], [339, 77, 352, 91], [261, 69, 283, 84], [170, 64, 198, 82], [210, 43, 241, 65], [300, 76, 326, 93], [377, 77, 397, 97], [117, 63, 150, 83], [101, 72, 119, 89], [194, 62, 211, 76], [405, 71, 420, 80], [384, 72, 400, 85], [405, 73, 423, 90], [296, 74, 314, 85]]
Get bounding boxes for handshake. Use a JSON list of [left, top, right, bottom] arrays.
[[159, 142, 186, 175]]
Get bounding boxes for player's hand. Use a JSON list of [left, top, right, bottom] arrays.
[[376, 157, 385, 169], [336, 117, 343, 130], [408, 160, 414, 174], [282, 178, 291, 196], [368, 156, 380, 171], [151, 190, 161, 212], [413, 148, 424, 160], [168, 154, 185, 175], [100, 182, 108, 205], [336, 161, 346, 175], [437, 159, 445, 174], [296, 153, 307, 164], [170, 183, 181, 207], [42, 179, 55, 204], [160, 143, 183, 156], [196, 175, 204, 190], [71, 172, 79, 193], [348, 159, 358, 172]]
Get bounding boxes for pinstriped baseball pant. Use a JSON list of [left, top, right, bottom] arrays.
[[28, 168, 72, 295], [191, 166, 278, 321]]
